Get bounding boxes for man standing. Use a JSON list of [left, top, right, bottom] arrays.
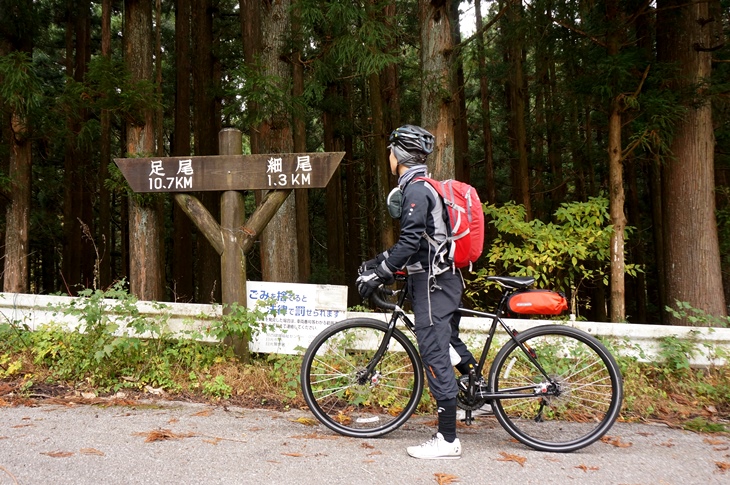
[[356, 125, 480, 459]]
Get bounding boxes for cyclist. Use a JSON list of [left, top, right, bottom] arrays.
[[356, 124, 480, 460]]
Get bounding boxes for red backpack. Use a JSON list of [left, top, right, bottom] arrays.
[[416, 177, 485, 270]]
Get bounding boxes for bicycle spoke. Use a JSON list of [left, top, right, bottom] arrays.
[[490, 326, 622, 452], [301, 318, 423, 438]]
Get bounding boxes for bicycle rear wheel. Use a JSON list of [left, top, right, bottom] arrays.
[[300, 317, 424, 438], [489, 325, 623, 452]]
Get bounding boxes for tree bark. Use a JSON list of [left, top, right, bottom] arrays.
[[98, 0, 113, 289], [419, 0, 456, 181], [474, 0, 496, 215], [171, 0, 194, 301], [258, 0, 298, 284], [3, 111, 31, 293], [62, 0, 94, 291], [503, 0, 531, 219], [1, 0, 32, 293], [449, 0, 468, 183], [292, 0, 310, 283], [657, 0, 725, 325], [125, 0, 164, 301], [192, 0, 221, 302], [606, 0, 626, 322], [323, 86, 345, 285]]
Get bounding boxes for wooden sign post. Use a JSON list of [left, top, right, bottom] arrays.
[[115, 128, 344, 359]]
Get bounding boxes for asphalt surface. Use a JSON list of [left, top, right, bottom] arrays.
[[0, 398, 728, 485]]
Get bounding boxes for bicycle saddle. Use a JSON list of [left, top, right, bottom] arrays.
[[487, 275, 535, 289]]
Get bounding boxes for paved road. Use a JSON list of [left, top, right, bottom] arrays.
[[0, 398, 728, 484]]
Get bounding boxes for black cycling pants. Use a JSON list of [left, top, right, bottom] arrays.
[[408, 270, 472, 402]]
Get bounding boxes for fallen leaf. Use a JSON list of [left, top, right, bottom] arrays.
[[704, 438, 726, 446], [192, 409, 213, 417], [716, 461, 730, 473], [434, 472, 459, 484], [600, 435, 632, 448], [203, 438, 222, 445], [281, 452, 304, 457], [575, 464, 599, 472], [79, 448, 105, 456], [41, 451, 74, 458], [496, 451, 526, 467], [660, 441, 675, 448], [144, 385, 164, 395], [361, 442, 375, 449], [290, 416, 319, 426], [291, 432, 338, 440], [135, 428, 195, 442]]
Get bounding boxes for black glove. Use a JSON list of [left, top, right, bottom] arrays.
[[359, 252, 387, 274], [356, 261, 396, 300]]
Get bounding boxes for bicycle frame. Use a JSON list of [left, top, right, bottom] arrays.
[[369, 280, 558, 402]]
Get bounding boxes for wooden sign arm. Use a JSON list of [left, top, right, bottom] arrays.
[[239, 189, 292, 254], [174, 193, 225, 255]]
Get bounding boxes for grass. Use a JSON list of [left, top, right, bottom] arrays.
[[1, 319, 729, 433]]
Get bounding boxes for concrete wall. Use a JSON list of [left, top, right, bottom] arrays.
[[1, 292, 728, 367]]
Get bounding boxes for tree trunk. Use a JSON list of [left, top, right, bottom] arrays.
[[3, 111, 31, 293], [657, 0, 725, 325], [171, 0, 194, 301], [292, 0, 310, 283], [1, 0, 32, 293], [449, 0, 468, 183], [419, 0, 456, 181], [125, 0, 164, 300], [62, 0, 94, 292], [368, 71, 396, 251], [258, 0, 298, 284], [343, 80, 361, 305], [502, 0, 531, 218], [626, 158, 648, 322], [192, 0, 220, 302], [606, 0, 626, 322], [98, 0, 113, 289], [323, 84, 345, 285], [380, 1, 400, 134], [608, 98, 626, 322], [474, 0, 495, 207]]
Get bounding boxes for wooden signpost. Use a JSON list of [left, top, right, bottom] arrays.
[[115, 128, 344, 359], [114, 152, 342, 193]]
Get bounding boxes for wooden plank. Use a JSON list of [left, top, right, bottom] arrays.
[[114, 152, 344, 192]]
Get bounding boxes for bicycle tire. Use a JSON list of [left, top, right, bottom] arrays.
[[489, 325, 623, 452], [300, 317, 424, 438]]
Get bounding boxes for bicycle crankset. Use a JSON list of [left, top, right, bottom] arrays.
[[456, 374, 488, 411]]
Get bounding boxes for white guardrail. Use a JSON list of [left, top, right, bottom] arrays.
[[1, 292, 729, 367]]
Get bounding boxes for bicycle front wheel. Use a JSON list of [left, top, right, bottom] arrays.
[[300, 317, 424, 438], [489, 325, 623, 452]]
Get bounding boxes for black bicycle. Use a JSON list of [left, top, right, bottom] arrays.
[[300, 275, 623, 452]]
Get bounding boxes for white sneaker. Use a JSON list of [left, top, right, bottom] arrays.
[[406, 433, 461, 460]]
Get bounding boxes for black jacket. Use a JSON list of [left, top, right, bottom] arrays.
[[384, 173, 450, 274]]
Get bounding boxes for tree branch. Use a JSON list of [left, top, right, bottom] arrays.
[[551, 18, 606, 48], [454, 5, 508, 51]]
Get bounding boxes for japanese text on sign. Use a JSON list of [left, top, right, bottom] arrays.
[[266, 155, 313, 187], [148, 159, 193, 191], [247, 281, 347, 355]]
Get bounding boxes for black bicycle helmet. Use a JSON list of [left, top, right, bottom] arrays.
[[388, 125, 434, 167]]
